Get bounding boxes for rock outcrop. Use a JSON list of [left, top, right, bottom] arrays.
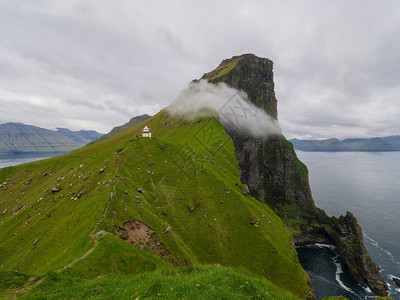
[[393, 277, 400, 288], [202, 53, 388, 296]]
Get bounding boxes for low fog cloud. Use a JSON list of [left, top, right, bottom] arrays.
[[167, 80, 281, 138]]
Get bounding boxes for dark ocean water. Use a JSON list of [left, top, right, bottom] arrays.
[[296, 151, 400, 300]]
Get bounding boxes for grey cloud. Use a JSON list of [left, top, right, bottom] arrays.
[[0, 0, 399, 139]]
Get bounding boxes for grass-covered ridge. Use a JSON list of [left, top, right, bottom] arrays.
[[202, 57, 243, 82], [0, 110, 312, 299], [19, 264, 301, 299]]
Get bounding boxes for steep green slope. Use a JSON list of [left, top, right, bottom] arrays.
[[0, 111, 312, 298]]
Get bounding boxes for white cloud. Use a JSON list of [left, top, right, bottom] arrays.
[[167, 80, 281, 137]]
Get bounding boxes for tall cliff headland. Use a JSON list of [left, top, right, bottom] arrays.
[[202, 54, 388, 297]]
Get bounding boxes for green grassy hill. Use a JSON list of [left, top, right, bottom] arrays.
[[0, 110, 313, 299]]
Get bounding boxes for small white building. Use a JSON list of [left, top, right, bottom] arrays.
[[142, 126, 151, 138]]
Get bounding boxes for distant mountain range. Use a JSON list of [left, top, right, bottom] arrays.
[[290, 136, 400, 151], [98, 114, 151, 141], [0, 122, 102, 155]]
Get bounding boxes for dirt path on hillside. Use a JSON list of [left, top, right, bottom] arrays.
[[11, 156, 123, 298], [13, 276, 46, 297], [60, 240, 99, 270]]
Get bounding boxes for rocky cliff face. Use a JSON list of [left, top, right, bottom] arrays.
[[202, 54, 388, 296]]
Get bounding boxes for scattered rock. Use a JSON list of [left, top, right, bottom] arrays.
[[79, 164, 84, 168], [51, 187, 60, 193], [98, 168, 105, 174], [162, 226, 171, 234], [224, 189, 231, 194], [94, 230, 107, 239], [136, 188, 143, 193], [12, 206, 20, 214], [137, 168, 142, 172], [159, 144, 165, 149], [242, 185, 250, 195], [2, 209, 7, 215], [93, 287, 99, 292], [195, 284, 200, 289], [149, 162, 155, 166], [25, 179, 32, 185], [250, 220, 259, 227], [123, 190, 128, 195], [161, 211, 167, 216], [249, 215, 259, 227], [42, 172, 51, 176], [187, 206, 195, 213], [134, 196, 141, 200], [146, 171, 153, 175], [33, 238, 39, 246], [83, 176, 88, 181], [38, 197, 44, 202], [116, 148, 124, 153], [47, 213, 51, 217], [119, 230, 129, 240]]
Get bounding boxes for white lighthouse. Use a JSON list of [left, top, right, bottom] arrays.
[[142, 126, 151, 138]]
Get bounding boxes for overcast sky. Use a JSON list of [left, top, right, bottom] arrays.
[[0, 0, 399, 139]]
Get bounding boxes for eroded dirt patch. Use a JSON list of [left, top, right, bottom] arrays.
[[114, 219, 179, 266]]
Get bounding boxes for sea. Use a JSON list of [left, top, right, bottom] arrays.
[[296, 151, 400, 300], [0, 154, 60, 169]]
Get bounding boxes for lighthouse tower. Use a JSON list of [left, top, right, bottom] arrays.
[[142, 126, 151, 138]]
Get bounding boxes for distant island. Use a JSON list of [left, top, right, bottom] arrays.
[[0, 122, 102, 155], [290, 136, 400, 151]]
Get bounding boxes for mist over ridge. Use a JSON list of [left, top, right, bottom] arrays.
[[167, 79, 281, 138]]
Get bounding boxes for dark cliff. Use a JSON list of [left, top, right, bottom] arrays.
[[202, 54, 388, 296]]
